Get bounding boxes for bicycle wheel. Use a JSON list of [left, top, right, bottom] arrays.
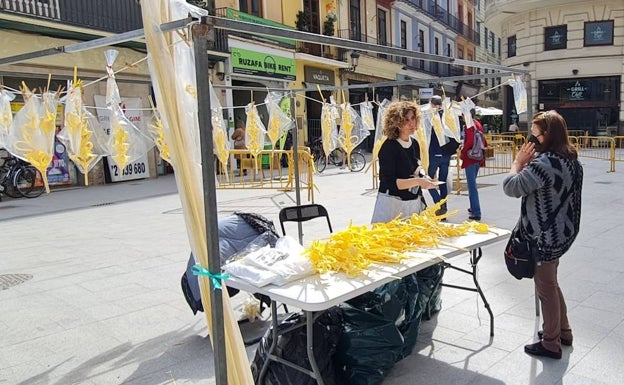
[[348, 151, 366, 172], [1, 180, 20, 198], [15, 166, 44, 198], [329, 148, 346, 166], [314, 151, 327, 173]]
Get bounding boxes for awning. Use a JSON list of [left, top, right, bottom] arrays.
[[475, 106, 503, 116]]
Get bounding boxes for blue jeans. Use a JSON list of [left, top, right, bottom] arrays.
[[427, 155, 450, 203], [464, 163, 481, 217]]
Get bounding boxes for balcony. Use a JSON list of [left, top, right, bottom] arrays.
[[398, 0, 479, 44], [0, 0, 142, 33]]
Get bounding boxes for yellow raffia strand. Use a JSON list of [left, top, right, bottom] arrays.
[[415, 125, 429, 171], [0, 109, 11, 128], [245, 104, 262, 158], [111, 120, 130, 168], [184, 84, 197, 99], [444, 103, 459, 139], [431, 109, 445, 143], [212, 126, 228, 167], [321, 104, 333, 158], [149, 115, 171, 163], [363, 114, 374, 129], [304, 199, 490, 276], [267, 112, 280, 149]]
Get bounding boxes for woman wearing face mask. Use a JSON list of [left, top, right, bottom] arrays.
[[502, 110, 583, 359]]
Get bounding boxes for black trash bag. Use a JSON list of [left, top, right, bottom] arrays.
[[334, 275, 421, 385], [417, 263, 445, 321], [251, 307, 343, 385]]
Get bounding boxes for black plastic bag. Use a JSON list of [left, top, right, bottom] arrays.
[[417, 263, 445, 321], [334, 274, 422, 385], [251, 307, 343, 385]]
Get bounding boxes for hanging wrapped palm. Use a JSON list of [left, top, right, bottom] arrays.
[[104, 49, 153, 170], [264, 91, 293, 149], [460, 97, 476, 129], [57, 80, 106, 185], [244, 102, 267, 173], [369, 98, 390, 170], [360, 100, 374, 132], [0, 88, 15, 149], [508, 74, 527, 114], [339, 102, 369, 168], [210, 82, 230, 175], [441, 95, 461, 141], [146, 99, 171, 165], [9, 83, 59, 193], [320, 97, 340, 160], [142, 2, 254, 383]]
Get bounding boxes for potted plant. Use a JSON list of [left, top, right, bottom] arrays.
[[323, 15, 335, 36], [295, 11, 310, 32]]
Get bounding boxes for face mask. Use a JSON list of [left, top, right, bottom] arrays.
[[527, 134, 543, 151]]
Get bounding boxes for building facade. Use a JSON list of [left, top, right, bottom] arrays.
[[486, 0, 623, 134]]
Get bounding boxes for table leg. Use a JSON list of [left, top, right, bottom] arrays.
[[441, 247, 495, 336], [305, 310, 325, 385], [258, 301, 279, 384]]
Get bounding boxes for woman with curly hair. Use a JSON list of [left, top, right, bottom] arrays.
[[372, 100, 438, 223], [503, 110, 583, 359]]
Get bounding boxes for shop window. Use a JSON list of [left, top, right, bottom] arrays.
[[508, 35, 516, 57], [584, 21, 614, 47], [544, 25, 567, 51]]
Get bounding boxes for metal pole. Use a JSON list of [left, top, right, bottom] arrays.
[[525, 73, 533, 122], [192, 18, 227, 385], [289, 92, 304, 244]]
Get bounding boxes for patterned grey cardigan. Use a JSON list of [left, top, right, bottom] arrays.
[[502, 152, 583, 261]]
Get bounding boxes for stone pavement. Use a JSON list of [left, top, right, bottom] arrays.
[[1, 157, 623, 385]]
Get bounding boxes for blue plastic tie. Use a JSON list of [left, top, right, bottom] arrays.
[[191, 264, 230, 290]]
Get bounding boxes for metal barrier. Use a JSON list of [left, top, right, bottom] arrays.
[[215, 148, 315, 202], [572, 135, 616, 172]]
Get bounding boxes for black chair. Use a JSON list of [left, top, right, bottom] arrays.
[[279, 203, 333, 239]]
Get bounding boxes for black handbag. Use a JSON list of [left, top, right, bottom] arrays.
[[504, 221, 541, 279], [504, 182, 573, 280]]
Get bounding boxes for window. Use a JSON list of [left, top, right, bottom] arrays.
[[508, 35, 516, 57], [544, 25, 567, 50], [476, 21, 481, 45], [490, 31, 495, 53], [400, 20, 407, 64], [377, 9, 387, 46], [584, 20, 614, 46], [498, 37, 501, 56], [418, 29, 425, 69], [239, 0, 261, 16], [350, 0, 361, 41], [484, 27, 488, 49]]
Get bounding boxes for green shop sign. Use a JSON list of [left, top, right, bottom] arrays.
[[226, 8, 295, 48], [231, 47, 296, 81]]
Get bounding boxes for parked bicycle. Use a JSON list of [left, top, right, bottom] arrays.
[[308, 137, 366, 173], [0, 153, 45, 200]]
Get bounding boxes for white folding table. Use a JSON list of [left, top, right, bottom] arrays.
[[227, 227, 510, 385]]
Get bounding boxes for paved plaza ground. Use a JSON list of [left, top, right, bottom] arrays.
[[1, 156, 623, 385]]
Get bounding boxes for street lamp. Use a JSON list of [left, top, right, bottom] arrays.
[[340, 51, 360, 74]]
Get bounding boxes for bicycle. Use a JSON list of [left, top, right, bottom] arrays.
[[0, 153, 45, 200], [309, 138, 366, 173]]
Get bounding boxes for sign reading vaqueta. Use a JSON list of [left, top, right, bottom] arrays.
[[231, 47, 296, 81]]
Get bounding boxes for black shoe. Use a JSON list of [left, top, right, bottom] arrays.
[[537, 330, 573, 346], [468, 215, 481, 221], [524, 341, 562, 359]]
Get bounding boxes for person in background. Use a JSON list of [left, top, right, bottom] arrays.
[[426, 95, 459, 215], [503, 110, 583, 360], [377, 100, 438, 215], [460, 109, 486, 221], [231, 118, 247, 175], [509, 122, 519, 132]]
